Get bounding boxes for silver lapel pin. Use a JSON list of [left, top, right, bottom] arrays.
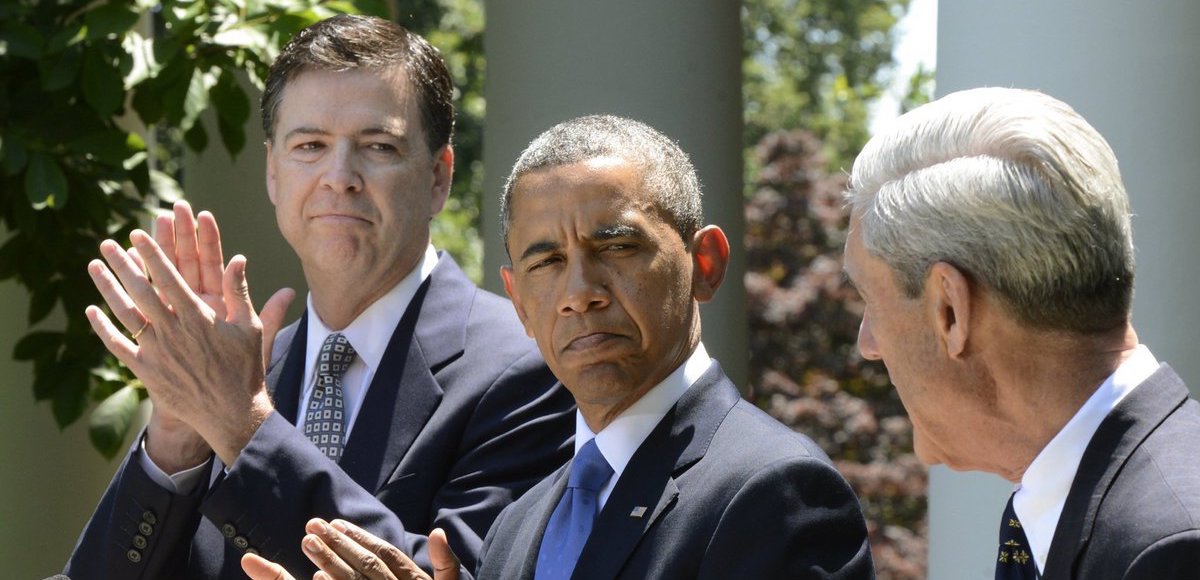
[[629, 506, 648, 518]]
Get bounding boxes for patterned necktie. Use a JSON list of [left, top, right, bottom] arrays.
[[305, 332, 355, 461], [996, 493, 1040, 579], [535, 439, 613, 580]]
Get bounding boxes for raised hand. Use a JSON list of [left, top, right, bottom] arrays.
[[240, 519, 462, 580], [86, 227, 293, 467]]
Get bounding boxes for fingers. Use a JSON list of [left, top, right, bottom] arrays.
[[171, 200, 203, 292], [84, 304, 138, 367], [224, 255, 257, 325], [87, 258, 150, 335], [328, 519, 430, 580], [154, 212, 177, 272], [301, 519, 384, 580], [196, 209, 226, 296], [428, 529, 462, 580], [127, 230, 206, 319], [240, 552, 297, 580], [260, 287, 296, 365]]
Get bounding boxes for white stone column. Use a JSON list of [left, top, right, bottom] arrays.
[[931, 1, 1200, 577], [481, 0, 747, 385]]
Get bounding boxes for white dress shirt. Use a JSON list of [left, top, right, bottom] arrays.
[[1013, 344, 1160, 573], [140, 245, 439, 493], [574, 342, 713, 508]]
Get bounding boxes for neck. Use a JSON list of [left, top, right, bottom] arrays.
[[988, 323, 1139, 481]]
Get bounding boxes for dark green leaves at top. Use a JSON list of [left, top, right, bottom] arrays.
[[84, 1, 141, 41], [82, 49, 126, 117], [24, 151, 69, 209], [211, 68, 251, 156]]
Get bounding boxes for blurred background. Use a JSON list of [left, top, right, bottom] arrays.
[[2, 0, 1197, 578]]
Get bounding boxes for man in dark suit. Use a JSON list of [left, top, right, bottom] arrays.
[[841, 87, 1200, 578], [67, 15, 573, 579], [243, 115, 874, 579]]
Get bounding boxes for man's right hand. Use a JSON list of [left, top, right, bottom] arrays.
[[240, 519, 462, 580]]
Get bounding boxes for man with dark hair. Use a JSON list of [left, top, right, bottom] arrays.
[[843, 87, 1200, 578], [243, 115, 874, 580], [66, 14, 573, 579]]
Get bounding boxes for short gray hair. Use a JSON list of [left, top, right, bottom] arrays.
[[845, 87, 1134, 334], [500, 115, 703, 251]]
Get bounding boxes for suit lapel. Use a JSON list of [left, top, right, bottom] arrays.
[[1042, 364, 1190, 578], [338, 255, 473, 491], [267, 314, 308, 425], [510, 467, 572, 580], [573, 363, 741, 580]]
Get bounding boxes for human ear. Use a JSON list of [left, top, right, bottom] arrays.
[[429, 145, 454, 216], [927, 262, 972, 358], [691, 225, 730, 303], [265, 141, 279, 206], [500, 265, 534, 338]]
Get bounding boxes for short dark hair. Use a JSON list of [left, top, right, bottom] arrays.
[[260, 14, 454, 152], [501, 115, 703, 251]]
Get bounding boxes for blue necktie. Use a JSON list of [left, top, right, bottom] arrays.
[[996, 493, 1040, 579], [535, 439, 613, 580]]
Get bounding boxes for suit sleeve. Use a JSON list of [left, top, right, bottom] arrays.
[[64, 436, 210, 580], [1124, 530, 1200, 579], [698, 455, 875, 580], [197, 350, 573, 576]]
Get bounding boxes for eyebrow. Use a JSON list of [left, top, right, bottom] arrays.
[[516, 223, 647, 263], [282, 126, 409, 142]]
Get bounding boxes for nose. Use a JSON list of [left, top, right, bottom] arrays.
[[857, 311, 882, 361], [319, 143, 364, 194], [558, 257, 610, 315]]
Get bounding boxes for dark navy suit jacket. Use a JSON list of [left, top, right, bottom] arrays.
[[66, 255, 575, 579], [474, 362, 875, 580], [1042, 364, 1200, 579]]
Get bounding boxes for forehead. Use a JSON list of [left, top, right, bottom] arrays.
[[508, 158, 659, 230], [277, 67, 420, 130]]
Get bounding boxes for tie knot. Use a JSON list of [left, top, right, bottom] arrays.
[[318, 333, 357, 379], [568, 439, 613, 493]]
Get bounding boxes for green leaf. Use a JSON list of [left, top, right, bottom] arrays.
[[24, 151, 69, 209], [28, 282, 59, 325], [1, 22, 45, 60], [82, 49, 125, 116], [51, 368, 89, 428], [84, 1, 141, 40], [150, 169, 184, 202], [180, 68, 214, 131], [68, 130, 142, 166], [2, 135, 27, 175], [88, 384, 141, 459], [211, 68, 250, 126], [45, 22, 86, 54], [13, 330, 63, 361], [217, 115, 246, 157], [184, 121, 208, 152], [39, 46, 83, 91]]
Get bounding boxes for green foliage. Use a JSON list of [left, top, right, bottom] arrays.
[[0, 0, 377, 458], [401, 0, 487, 283], [743, 0, 910, 172]]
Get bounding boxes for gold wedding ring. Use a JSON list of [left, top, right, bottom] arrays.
[[131, 319, 150, 340]]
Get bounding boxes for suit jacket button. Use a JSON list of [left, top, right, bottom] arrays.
[[233, 536, 250, 550], [245, 547, 260, 556], [142, 510, 157, 525], [221, 523, 237, 538], [132, 534, 148, 549], [138, 521, 154, 536], [126, 549, 142, 563]]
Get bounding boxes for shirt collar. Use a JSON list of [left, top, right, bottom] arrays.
[[1014, 344, 1159, 572], [574, 342, 713, 481], [303, 244, 438, 381]]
